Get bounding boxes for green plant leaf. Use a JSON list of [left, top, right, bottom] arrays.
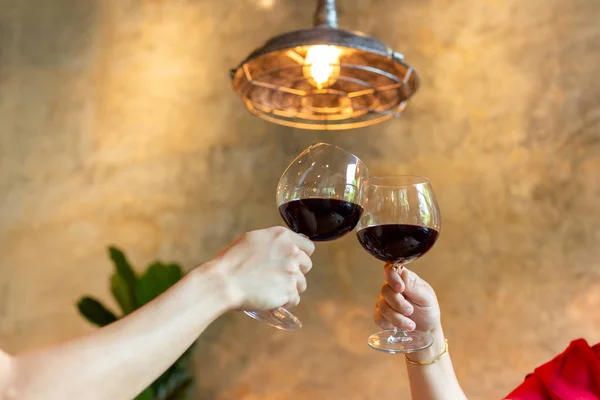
[[134, 262, 183, 307], [151, 345, 194, 399], [108, 246, 138, 314], [161, 380, 192, 400], [154, 368, 193, 400], [111, 272, 136, 315], [134, 387, 154, 400], [76, 297, 118, 327], [109, 246, 137, 284]]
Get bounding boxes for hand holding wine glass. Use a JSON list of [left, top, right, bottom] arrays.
[[215, 226, 315, 311], [374, 264, 441, 337], [356, 176, 441, 353], [243, 143, 368, 331]]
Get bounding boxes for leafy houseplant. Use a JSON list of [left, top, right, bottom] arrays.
[[77, 246, 194, 400]]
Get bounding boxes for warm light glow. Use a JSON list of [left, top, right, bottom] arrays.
[[256, 0, 275, 9], [303, 45, 342, 89]]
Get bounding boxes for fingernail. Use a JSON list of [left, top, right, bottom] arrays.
[[408, 321, 415, 330]]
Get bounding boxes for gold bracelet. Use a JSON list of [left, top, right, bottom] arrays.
[[405, 338, 449, 365]]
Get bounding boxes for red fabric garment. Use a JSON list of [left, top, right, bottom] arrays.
[[506, 339, 600, 400]]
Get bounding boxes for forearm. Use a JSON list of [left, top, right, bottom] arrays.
[[405, 327, 467, 400], [4, 262, 238, 400]]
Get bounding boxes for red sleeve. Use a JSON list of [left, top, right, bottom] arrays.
[[504, 339, 600, 400], [505, 374, 550, 399]]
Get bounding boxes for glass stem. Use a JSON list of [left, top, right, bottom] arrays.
[[270, 308, 281, 317], [389, 327, 411, 343], [388, 261, 411, 343]]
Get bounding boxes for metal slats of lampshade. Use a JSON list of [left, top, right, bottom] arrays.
[[230, 27, 419, 130]]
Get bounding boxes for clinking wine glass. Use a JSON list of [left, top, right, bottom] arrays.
[[356, 176, 441, 353], [243, 143, 368, 331]]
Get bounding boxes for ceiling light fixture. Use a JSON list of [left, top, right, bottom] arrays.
[[230, 0, 419, 130]]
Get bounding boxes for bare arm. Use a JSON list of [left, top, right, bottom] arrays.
[[0, 351, 10, 398], [404, 327, 466, 400], [375, 265, 467, 400], [3, 266, 232, 400], [0, 227, 314, 400]]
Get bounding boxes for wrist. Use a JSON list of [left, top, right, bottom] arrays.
[[425, 322, 443, 336], [191, 259, 244, 311], [407, 325, 446, 363]]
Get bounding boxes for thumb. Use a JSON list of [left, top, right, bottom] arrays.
[[400, 267, 436, 307]]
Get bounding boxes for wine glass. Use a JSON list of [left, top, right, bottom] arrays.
[[356, 176, 441, 353], [244, 143, 369, 331]]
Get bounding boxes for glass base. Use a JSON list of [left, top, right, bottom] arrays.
[[244, 307, 302, 331], [367, 329, 433, 354]]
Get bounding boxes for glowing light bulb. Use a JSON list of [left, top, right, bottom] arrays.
[[303, 45, 342, 89], [257, 0, 274, 8]]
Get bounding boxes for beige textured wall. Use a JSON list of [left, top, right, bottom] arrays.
[[1, 0, 600, 398]]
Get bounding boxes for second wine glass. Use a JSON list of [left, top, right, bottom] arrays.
[[356, 176, 441, 353], [244, 143, 368, 331]]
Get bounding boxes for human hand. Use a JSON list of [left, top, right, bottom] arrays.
[[214, 226, 315, 311], [374, 263, 441, 334]]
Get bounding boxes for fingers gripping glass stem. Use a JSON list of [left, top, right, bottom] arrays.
[[367, 262, 434, 353]]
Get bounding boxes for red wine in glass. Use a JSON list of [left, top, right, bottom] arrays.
[[356, 176, 441, 354], [356, 224, 439, 265], [279, 198, 364, 241], [243, 143, 368, 332]]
